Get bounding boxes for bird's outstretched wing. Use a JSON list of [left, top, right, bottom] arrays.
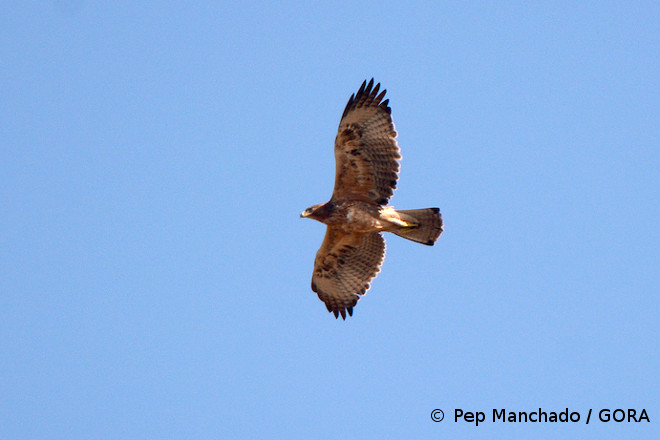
[[311, 228, 385, 319], [332, 79, 401, 206]]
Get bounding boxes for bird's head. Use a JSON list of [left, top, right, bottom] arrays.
[[300, 202, 332, 221]]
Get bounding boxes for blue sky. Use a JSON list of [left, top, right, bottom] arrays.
[[1, 1, 658, 439]]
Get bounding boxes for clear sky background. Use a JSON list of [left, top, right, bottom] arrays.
[[1, 1, 658, 439]]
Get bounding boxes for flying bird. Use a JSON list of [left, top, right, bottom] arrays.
[[301, 79, 443, 319]]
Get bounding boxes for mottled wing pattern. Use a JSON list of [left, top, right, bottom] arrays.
[[311, 228, 385, 319], [332, 79, 401, 206]]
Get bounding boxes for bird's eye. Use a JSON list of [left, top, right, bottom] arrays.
[[306, 208, 313, 213]]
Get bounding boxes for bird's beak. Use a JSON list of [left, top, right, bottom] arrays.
[[300, 212, 308, 218]]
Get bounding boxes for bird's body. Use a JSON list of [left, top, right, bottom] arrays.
[[301, 79, 443, 319], [305, 201, 436, 236]]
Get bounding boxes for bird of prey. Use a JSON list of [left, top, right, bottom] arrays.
[[301, 79, 443, 319]]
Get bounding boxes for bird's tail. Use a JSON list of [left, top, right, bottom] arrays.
[[392, 208, 443, 246]]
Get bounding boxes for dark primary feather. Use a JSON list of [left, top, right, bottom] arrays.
[[341, 78, 391, 119]]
